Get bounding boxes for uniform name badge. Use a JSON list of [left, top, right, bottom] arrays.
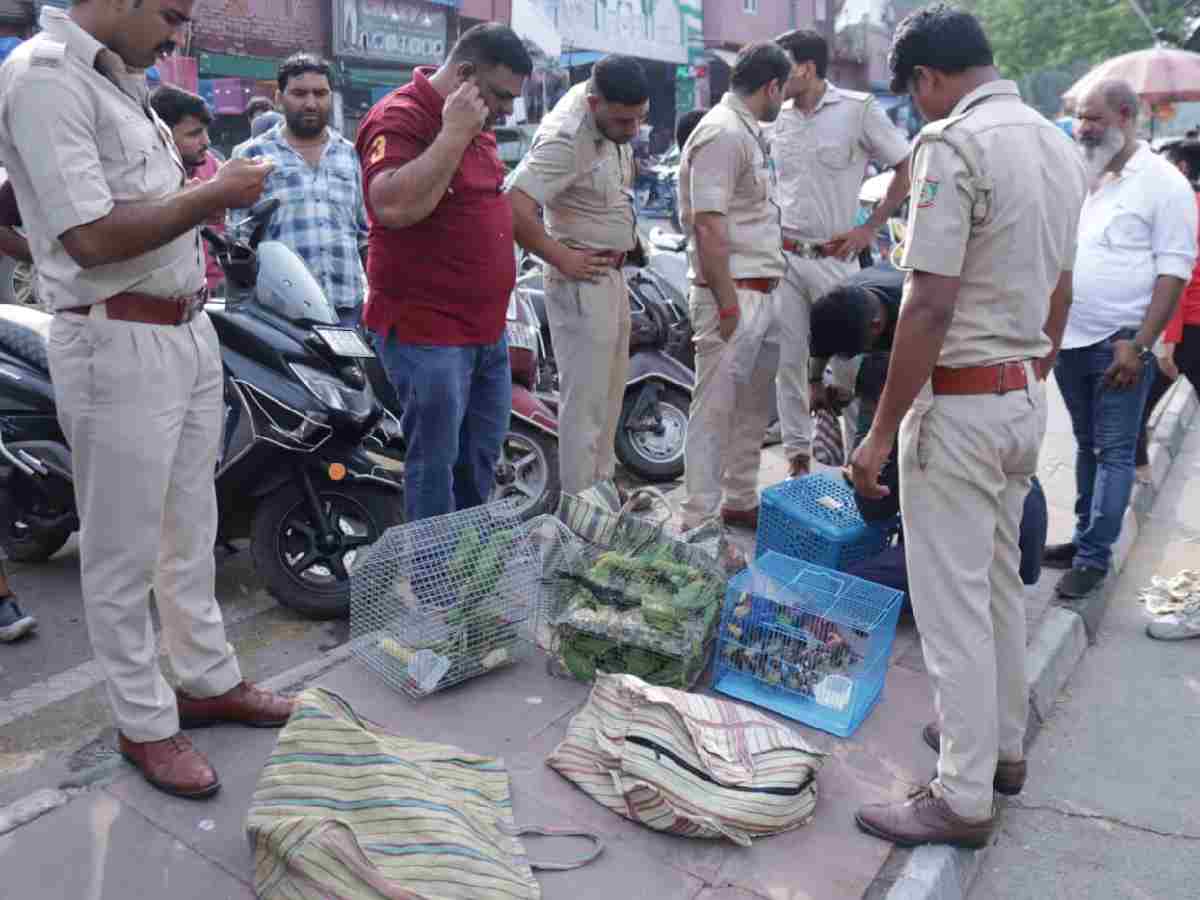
[[917, 179, 940, 209]]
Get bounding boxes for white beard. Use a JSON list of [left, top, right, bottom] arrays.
[[1078, 128, 1126, 181]]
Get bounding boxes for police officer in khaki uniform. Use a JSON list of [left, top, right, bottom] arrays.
[[851, 7, 1087, 848], [0, 0, 293, 800], [509, 56, 648, 497], [770, 29, 912, 478], [678, 42, 794, 532]]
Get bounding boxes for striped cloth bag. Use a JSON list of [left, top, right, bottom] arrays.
[[546, 674, 825, 847], [247, 688, 601, 899]]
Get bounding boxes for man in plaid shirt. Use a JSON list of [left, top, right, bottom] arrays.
[[229, 54, 368, 326]]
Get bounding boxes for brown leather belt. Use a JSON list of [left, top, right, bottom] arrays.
[[931, 361, 1030, 396], [595, 251, 626, 268], [782, 237, 828, 259], [695, 277, 778, 294], [65, 290, 207, 326]]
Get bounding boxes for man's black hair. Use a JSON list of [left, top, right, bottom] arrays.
[[676, 108, 707, 149], [591, 55, 649, 106], [150, 85, 213, 128], [730, 42, 794, 97], [775, 29, 828, 79], [245, 96, 274, 118], [449, 23, 534, 77], [810, 284, 877, 359], [888, 4, 994, 95], [1166, 140, 1200, 183], [278, 53, 333, 92]]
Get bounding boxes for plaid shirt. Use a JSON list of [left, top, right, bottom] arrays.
[[228, 125, 368, 311]]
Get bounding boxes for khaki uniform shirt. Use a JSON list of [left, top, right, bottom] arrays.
[[679, 92, 784, 281], [507, 83, 636, 253], [901, 80, 1088, 368], [769, 83, 910, 239], [0, 7, 203, 312]]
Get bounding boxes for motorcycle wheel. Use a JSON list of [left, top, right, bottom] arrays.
[[615, 386, 689, 483], [251, 481, 403, 620], [490, 422, 560, 520], [0, 257, 45, 311]]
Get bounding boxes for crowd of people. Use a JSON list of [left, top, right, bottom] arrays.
[[0, 0, 1196, 852]]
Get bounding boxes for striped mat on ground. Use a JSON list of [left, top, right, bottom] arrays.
[[247, 688, 600, 899]]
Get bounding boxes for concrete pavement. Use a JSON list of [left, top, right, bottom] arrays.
[[970, 388, 1200, 900], [0, 372, 1194, 900]]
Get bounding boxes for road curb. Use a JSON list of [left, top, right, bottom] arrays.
[[881, 379, 1197, 900]]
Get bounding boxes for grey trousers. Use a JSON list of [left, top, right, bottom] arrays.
[[48, 308, 241, 742]]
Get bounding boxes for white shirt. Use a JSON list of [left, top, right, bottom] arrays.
[[1066, 142, 1198, 350]]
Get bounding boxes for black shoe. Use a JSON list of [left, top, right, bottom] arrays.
[[0, 596, 37, 642], [1042, 542, 1077, 570], [1056, 566, 1106, 599]]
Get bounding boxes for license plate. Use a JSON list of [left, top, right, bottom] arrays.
[[314, 326, 375, 358]]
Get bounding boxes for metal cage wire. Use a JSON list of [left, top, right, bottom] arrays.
[[349, 499, 540, 698]]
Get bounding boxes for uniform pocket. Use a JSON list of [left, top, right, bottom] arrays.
[[816, 142, 854, 171], [1102, 210, 1149, 250]]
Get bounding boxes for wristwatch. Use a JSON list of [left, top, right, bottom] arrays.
[[1131, 341, 1154, 360]]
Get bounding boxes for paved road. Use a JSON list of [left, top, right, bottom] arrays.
[[969, 417, 1200, 899]]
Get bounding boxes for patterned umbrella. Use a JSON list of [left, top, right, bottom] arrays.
[[1063, 47, 1200, 107]]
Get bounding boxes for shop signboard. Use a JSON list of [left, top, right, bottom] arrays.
[[534, 0, 694, 65], [334, 0, 448, 66]]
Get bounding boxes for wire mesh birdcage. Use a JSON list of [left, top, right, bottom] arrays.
[[349, 499, 540, 698], [539, 489, 728, 690]]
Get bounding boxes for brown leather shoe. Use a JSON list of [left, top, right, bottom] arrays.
[[720, 505, 759, 530], [855, 786, 993, 849], [922, 722, 1027, 795], [788, 454, 811, 478], [177, 681, 295, 729], [118, 732, 220, 799]]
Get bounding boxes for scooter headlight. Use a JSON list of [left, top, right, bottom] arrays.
[[290, 362, 366, 413]]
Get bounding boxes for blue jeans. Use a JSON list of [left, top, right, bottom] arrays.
[[1054, 332, 1154, 572], [374, 334, 511, 523]]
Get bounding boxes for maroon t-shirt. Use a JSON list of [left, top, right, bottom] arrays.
[[356, 67, 514, 346]]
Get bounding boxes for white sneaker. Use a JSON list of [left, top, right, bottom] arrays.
[[1146, 611, 1200, 641]]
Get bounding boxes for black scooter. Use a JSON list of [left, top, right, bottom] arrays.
[[0, 202, 403, 619]]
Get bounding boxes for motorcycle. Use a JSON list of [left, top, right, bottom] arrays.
[[634, 147, 681, 231], [0, 201, 404, 620], [516, 261, 694, 483]]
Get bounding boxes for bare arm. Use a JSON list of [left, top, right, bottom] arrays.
[[866, 156, 911, 231], [0, 227, 32, 264], [367, 127, 473, 229], [61, 180, 225, 269], [1134, 275, 1187, 350], [868, 271, 958, 439], [1035, 269, 1073, 378]]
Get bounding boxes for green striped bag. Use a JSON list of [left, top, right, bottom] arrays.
[[247, 688, 601, 899], [546, 674, 825, 847]]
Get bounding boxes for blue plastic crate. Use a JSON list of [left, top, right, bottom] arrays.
[[756, 473, 896, 571], [712, 551, 904, 737]]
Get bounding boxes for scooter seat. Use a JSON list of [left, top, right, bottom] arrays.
[[0, 305, 51, 373]]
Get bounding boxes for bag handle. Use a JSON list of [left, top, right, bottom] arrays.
[[510, 824, 605, 871]]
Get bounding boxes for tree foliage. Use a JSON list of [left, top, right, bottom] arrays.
[[966, 0, 1190, 79]]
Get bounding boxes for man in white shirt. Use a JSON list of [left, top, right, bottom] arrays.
[[1048, 79, 1198, 600]]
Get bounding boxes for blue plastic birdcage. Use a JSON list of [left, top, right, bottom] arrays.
[[712, 551, 904, 737], [756, 473, 896, 570]]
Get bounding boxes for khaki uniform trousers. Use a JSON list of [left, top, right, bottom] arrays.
[[775, 255, 854, 460], [48, 309, 241, 742], [900, 370, 1046, 820], [543, 267, 631, 497], [681, 286, 778, 530]]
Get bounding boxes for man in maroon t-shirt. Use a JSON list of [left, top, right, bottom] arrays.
[[356, 25, 531, 522]]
